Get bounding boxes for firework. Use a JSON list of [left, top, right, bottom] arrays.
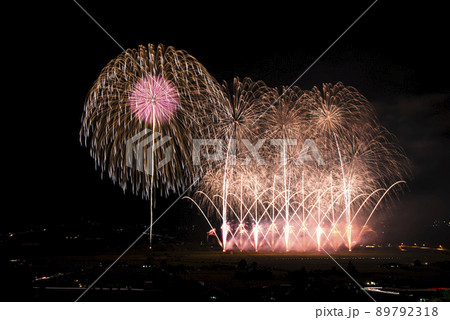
[[195, 77, 276, 250], [128, 74, 180, 124], [80, 42, 409, 252], [188, 82, 410, 252], [80, 43, 222, 247]]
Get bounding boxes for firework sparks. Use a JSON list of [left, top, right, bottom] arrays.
[[128, 75, 180, 124], [80, 44, 222, 247], [189, 82, 410, 252], [80, 43, 409, 253]]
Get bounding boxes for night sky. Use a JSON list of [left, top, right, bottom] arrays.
[[9, 1, 449, 244]]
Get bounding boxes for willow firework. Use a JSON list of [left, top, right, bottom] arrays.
[[80, 43, 222, 247]]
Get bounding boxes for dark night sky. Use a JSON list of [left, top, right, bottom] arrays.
[[7, 1, 449, 243]]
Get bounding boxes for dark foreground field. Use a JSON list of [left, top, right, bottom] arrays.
[[3, 236, 450, 302]]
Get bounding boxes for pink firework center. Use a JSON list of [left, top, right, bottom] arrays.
[[129, 75, 180, 123]]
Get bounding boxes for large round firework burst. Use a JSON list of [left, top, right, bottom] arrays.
[[300, 82, 377, 138], [261, 85, 307, 177], [80, 44, 223, 247], [210, 77, 275, 143], [80, 43, 222, 198], [299, 82, 410, 194]]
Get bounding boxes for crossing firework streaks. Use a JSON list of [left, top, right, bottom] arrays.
[[81, 44, 410, 252]]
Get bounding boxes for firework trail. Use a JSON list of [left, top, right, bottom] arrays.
[[80, 44, 222, 247], [195, 77, 275, 250], [80, 42, 409, 252], [262, 86, 306, 250], [300, 83, 410, 249], [190, 82, 410, 252]]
